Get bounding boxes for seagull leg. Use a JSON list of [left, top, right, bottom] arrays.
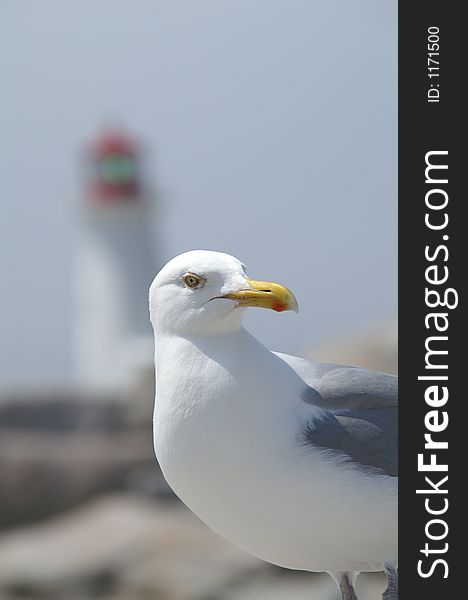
[[338, 573, 359, 600], [382, 565, 398, 600]]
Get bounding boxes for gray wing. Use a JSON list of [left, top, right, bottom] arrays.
[[274, 352, 398, 477], [303, 408, 397, 476]]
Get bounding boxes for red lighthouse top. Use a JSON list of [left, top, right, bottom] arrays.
[[86, 128, 142, 203]]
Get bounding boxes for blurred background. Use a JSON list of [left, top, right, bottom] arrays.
[[0, 1, 396, 599]]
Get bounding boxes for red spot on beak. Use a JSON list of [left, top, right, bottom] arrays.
[[272, 301, 287, 312]]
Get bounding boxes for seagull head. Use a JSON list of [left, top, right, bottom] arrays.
[[149, 250, 298, 336]]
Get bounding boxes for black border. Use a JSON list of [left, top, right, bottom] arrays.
[[399, 4, 463, 596]]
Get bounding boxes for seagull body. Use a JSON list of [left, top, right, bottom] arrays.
[[150, 251, 398, 599]]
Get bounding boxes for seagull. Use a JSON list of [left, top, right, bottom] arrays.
[[149, 250, 398, 600]]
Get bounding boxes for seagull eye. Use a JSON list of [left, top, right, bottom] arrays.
[[182, 272, 206, 289]]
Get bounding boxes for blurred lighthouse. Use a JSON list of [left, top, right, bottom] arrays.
[[74, 128, 157, 391]]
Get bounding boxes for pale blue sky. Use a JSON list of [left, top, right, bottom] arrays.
[[0, 1, 397, 387]]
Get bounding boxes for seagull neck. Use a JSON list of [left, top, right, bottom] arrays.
[[155, 327, 269, 372], [184, 326, 256, 351]]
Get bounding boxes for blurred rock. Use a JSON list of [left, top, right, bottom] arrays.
[[221, 570, 332, 600], [307, 317, 397, 375], [0, 493, 386, 600], [0, 386, 152, 430], [0, 430, 158, 529], [0, 494, 263, 600], [221, 570, 385, 600], [0, 384, 164, 529], [0, 493, 387, 600]]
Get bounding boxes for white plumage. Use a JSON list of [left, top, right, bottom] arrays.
[[149, 250, 398, 600]]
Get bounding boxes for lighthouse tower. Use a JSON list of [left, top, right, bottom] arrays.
[[74, 128, 156, 391]]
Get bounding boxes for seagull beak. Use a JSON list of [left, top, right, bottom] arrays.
[[222, 278, 299, 313]]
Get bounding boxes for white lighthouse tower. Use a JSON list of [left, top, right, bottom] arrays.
[[74, 128, 156, 392]]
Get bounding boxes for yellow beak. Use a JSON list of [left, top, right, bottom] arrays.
[[222, 278, 299, 313]]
